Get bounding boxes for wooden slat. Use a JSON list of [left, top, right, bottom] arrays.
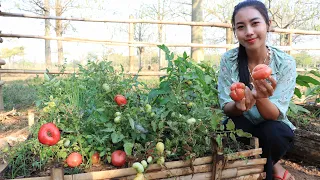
[[226, 148, 262, 161]]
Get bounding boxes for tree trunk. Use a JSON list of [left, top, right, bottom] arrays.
[[285, 129, 320, 166], [280, 33, 289, 46], [55, 0, 63, 66], [44, 0, 52, 68], [226, 20, 233, 51], [191, 0, 204, 63]]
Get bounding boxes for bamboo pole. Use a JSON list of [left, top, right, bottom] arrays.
[[126, 164, 211, 180], [0, 12, 231, 28], [227, 173, 265, 180], [28, 109, 35, 128], [2, 33, 320, 50], [3, 12, 320, 35], [250, 137, 260, 158], [161, 172, 212, 180], [0, 33, 236, 49], [221, 165, 264, 179], [51, 168, 64, 180], [224, 158, 267, 169], [0, 69, 168, 76], [129, 15, 134, 72], [288, 33, 293, 55], [226, 148, 262, 161], [161, 172, 265, 180]]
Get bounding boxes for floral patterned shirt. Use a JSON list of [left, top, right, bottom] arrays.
[[217, 46, 296, 130]]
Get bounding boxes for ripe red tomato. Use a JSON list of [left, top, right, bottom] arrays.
[[252, 64, 272, 80], [114, 95, 127, 106], [66, 152, 82, 167], [38, 123, 61, 146], [111, 150, 126, 167], [229, 82, 245, 101], [91, 152, 100, 165]]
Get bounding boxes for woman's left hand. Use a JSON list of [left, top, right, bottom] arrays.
[[252, 76, 277, 99]]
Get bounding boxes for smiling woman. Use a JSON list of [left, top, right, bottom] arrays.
[[217, 0, 297, 180]]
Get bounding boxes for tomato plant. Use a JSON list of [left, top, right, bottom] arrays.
[[2, 46, 251, 179], [229, 82, 245, 101], [111, 150, 126, 167], [38, 123, 60, 146], [252, 64, 272, 80]]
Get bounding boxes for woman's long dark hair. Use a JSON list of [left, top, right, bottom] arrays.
[[231, 0, 270, 88]]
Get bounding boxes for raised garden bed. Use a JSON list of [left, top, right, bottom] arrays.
[[3, 137, 266, 180]]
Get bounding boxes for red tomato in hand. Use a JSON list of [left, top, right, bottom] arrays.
[[252, 64, 272, 80], [114, 95, 127, 106], [38, 123, 61, 146], [111, 150, 126, 167], [66, 152, 82, 167], [229, 82, 246, 101], [91, 152, 100, 165]]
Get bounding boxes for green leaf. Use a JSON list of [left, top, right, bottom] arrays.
[[148, 89, 167, 100], [111, 132, 124, 143], [129, 118, 135, 130], [160, 97, 170, 105], [296, 78, 310, 87], [183, 52, 188, 59], [215, 134, 222, 147], [310, 70, 320, 78], [204, 75, 212, 84], [226, 119, 235, 131], [44, 73, 50, 81], [100, 150, 106, 157], [151, 121, 157, 132], [294, 88, 302, 98], [236, 129, 252, 138], [289, 101, 310, 114], [230, 133, 237, 142], [297, 75, 320, 85], [96, 108, 104, 112], [123, 142, 134, 156], [158, 121, 164, 130], [57, 151, 68, 159]]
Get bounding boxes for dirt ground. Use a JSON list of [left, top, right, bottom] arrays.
[[0, 108, 319, 180]]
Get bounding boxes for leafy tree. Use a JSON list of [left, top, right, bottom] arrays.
[[293, 51, 313, 68]]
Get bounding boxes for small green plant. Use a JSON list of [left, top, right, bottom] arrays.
[[3, 80, 38, 110]]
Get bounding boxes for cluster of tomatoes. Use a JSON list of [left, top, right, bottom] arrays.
[[229, 64, 272, 101], [37, 94, 128, 168]]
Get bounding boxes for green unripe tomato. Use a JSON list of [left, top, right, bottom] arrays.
[[187, 118, 196, 125], [147, 156, 153, 163], [132, 162, 144, 173], [141, 160, 148, 169], [145, 104, 152, 113], [114, 112, 122, 117], [64, 139, 71, 147], [157, 156, 165, 165], [114, 116, 121, 123], [187, 102, 194, 108], [102, 83, 111, 92], [156, 142, 164, 154]]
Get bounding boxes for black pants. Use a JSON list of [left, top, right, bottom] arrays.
[[228, 115, 294, 180]]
